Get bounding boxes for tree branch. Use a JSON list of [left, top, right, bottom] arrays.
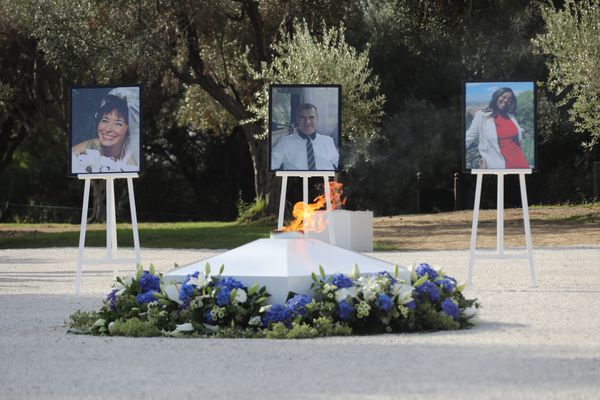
[[243, 0, 268, 64], [175, 12, 250, 121]]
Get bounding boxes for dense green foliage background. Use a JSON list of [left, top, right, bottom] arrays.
[[0, 0, 598, 222]]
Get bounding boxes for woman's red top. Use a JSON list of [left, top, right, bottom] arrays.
[[495, 115, 529, 168]]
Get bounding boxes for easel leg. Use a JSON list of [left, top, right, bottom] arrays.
[[497, 174, 504, 256], [277, 176, 288, 230], [110, 178, 118, 252], [519, 174, 536, 287], [106, 178, 113, 260], [75, 178, 91, 294], [323, 176, 336, 246], [106, 178, 119, 277], [127, 177, 141, 265], [302, 176, 309, 232], [467, 173, 483, 287]]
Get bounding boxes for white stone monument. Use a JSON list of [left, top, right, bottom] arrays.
[[164, 236, 409, 304]]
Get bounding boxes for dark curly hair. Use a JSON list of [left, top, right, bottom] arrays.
[[485, 87, 517, 117], [96, 94, 129, 126]]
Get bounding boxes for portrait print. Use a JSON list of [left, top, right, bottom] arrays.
[[70, 86, 141, 175], [269, 84, 341, 172], [464, 81, 536, 171]]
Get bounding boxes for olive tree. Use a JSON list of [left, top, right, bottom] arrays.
[[534, 0, 600, 150]]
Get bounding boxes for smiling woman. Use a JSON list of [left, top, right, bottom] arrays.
[[463, 81, 535, 171], [70, 86, 141, 174]]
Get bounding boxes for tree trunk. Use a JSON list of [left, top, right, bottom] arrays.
[[242, 123, 278, 214]]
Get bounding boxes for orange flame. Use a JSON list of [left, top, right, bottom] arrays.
[[282, 181, 346, 232]]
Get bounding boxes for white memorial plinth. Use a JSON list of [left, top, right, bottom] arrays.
[[164, 236, 409, 304], [304, 210, 373, 252]]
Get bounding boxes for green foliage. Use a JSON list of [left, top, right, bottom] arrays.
[[110, 318, 162, 337], [236, 196, 275, 224], [516, 90, 535, 166], [262, 318, 352, 339], [534, 0, 600, 150], [248, 20, 385, 158], [67, 310, 100, 334]]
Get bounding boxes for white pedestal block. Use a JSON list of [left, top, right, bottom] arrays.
[[305, 210, 373, 252], [164, 238, 408, 305]]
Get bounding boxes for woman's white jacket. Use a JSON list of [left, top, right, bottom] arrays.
[[465, 110, 523, 169]]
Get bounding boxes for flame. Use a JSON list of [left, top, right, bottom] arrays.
[[282, 181, 346, 232]]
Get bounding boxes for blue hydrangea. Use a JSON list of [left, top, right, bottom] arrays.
[[415, 263, 438, 280], [330, 273, 354, 289], [405, 300, 416, 310], [138, 271, 161, 293], [216, 287, 231, 306], [183, 271, 199, 284], [375, 293, 393, 312], [337, 300, 354, 321], [436, 276, 457, 292], [178, 281, 196, 302], [441, 298, 460, 320], [106, 289, 118, 311], [217, 276, 245, 291], [415, 280, 441, 302], [262, 304, 292, 327], [286, 294, 312, 316], [136, 290, 158, 305]]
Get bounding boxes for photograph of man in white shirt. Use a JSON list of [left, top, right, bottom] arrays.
[[271, 103, 339, 171]]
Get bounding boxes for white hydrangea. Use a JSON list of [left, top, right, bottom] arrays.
[[335, 286, 357, 302], [234, 289, 247, 304]]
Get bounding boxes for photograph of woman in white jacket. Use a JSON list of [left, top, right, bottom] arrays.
[[465, 86, 531, 170]]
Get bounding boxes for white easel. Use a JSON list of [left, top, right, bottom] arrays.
[[75, 173, 141, 294], [276, 171, 336, 245], [467, 169, 536, 287]]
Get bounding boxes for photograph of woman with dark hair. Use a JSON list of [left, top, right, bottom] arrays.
[[465, 86, 530, 169], [71, 87, 140, 174]]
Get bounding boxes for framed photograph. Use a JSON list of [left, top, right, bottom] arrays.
[[269, 84, 341, 172], [69, 85, 142, 175], [463, 81, 536, 171]]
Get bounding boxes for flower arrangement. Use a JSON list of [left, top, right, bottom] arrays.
[[68, 262, 479, 338]]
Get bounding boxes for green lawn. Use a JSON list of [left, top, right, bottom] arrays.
[[0, 221, 272, 249]]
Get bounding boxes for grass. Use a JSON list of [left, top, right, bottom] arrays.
[[0, 221, 272, 249]]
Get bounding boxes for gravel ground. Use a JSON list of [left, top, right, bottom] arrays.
[[1, 246, 600, 399]]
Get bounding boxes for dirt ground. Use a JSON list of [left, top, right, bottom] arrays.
[[1, 205, 599, 250], [373, 205, 600, 250]]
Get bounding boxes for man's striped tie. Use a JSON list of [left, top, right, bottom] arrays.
[[305, 137, 316, 170]]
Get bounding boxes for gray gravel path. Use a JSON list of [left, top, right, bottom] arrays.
[[1, 246, 599, 399]]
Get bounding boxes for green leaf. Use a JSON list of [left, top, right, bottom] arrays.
[[411, 266, 418, 283], [413, 275, 428, 287], [230, 289, 237, 303], [219, 264, 225, 276], [351, 264, 360, 279], [248, 284, 259, 296], [149, 264, 156, 275], [311, 272, 319, 283], [319, 265, 326, 280], [135, 265, 143, 281], [393, 264, 399, 278]]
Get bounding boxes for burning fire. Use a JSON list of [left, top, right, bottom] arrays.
[[282, 181, 347, 233]]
